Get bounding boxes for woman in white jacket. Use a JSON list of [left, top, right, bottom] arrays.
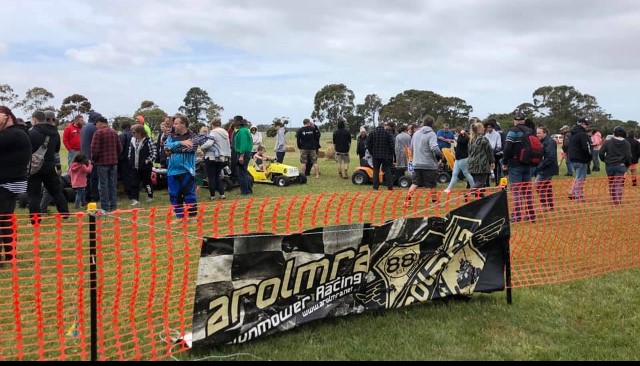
[[201, 117, 232, 200], [250, 125, 263, 158]]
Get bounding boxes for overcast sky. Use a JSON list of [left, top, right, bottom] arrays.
[[2, 0, 639, 126]]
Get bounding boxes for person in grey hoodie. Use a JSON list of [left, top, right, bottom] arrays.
[[273, 120, 286, 163], [404, 115, 442, 207], [81, 111, 102, 203], [599, 126, 632, 205]]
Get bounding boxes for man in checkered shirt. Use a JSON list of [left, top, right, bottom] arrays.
[[366, 121, 395, 190], [91, 116, 123, 212]]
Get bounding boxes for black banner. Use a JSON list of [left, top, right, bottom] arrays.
[[191, 190, 510, 347]]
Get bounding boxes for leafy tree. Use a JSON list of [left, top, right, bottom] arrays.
[[311, 84, 355, 130], [266, 117, 290, 138], [485, 113, 515, 129], [205, 102, 224, 122], [179, 87, 215, 133], [134, 100, 167, 135], [532, 85, 608, 126], [16, 87, 55, 115], [0, 84, 19, 108], [139, 100, 155, 110], [57, 94, 92, 124], [345, 114, 365, 138], [379, 90, 472, 127], [356, 94, 383, 128], [439, 96, 473, 127], [514, 103, 538, 119], [112, 115, 136, 132]]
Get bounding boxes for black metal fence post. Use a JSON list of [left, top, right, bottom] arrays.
[[87, 203, 99, 361]]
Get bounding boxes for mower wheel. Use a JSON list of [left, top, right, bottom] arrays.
[[352, 170, 369, 185]]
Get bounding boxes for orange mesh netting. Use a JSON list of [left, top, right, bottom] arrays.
[[0, 175, 638, 360]]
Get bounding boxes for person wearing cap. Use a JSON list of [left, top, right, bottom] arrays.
[[0, 106, 32, 264], [296, 118, 319, 179], [502, 112, 536, 223], [91, 117, 123, 212], [559, 125, 573, 176], [567, 117, 593, 202], [250, 125, 263, 158], [273, 120, 286, 163], [135, 115, 152, 139], [26, 110, 70, 224], [63, 115, 85, 168], [81, 111, 103, 202], [599, 126, 632, 205], [233, 117, 254, 195]]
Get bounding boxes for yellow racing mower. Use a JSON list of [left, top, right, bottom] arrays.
[[248, 160, 307, 187]]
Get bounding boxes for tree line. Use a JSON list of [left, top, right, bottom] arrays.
[[1, 83, 637, 137]]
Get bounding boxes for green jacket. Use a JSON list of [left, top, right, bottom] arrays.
[[234, 126, 253, 153]]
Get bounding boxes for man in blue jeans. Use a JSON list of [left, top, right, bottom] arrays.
[[568, 117, 592, 202], [502, 113, 536, 223]]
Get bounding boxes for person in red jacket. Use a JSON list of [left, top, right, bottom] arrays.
[[62, 115, 85, 168]]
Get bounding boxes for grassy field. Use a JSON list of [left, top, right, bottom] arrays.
[[3, 130, 639, 361]]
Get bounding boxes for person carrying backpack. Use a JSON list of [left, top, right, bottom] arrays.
[[502, 112, 537, 223]]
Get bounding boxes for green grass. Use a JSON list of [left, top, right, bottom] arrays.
[[2, 131, 638, 361]]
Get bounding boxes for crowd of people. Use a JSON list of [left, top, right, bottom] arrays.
[[2, 103, 640, 264]]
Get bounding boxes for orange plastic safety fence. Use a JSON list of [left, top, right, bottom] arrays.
[[0, 175, 639, 360]]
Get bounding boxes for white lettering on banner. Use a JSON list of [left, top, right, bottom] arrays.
[[302, 273, 364, 318], [233, 296, 312, 344], [206, 245, 370, 338]]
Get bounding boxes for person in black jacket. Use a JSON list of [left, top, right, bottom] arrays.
[[118, 121, 134, 201], [626, 130, 640, 187], [568, 117, 592, 201], [332, 120, 351, 179], [296, 119, 320, 179], [0, 106, 32, 263], [534, 126, 559, 212], [26, 111, 70, 224], [128, 124, 158, 206], [599, 126, 632, 205], [560, 125, 573, 176], [366, 121, 395, 190]]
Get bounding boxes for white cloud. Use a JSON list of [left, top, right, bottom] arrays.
[[1, 0, 639, 124]]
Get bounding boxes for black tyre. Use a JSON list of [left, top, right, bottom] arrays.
[[352, 171, 369, 185], [275, 176, 288, 187], [222, 177, 234, 191], [398, 176, 411, 189], [437, 172, 451, 184]]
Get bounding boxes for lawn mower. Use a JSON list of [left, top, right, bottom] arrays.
[[351, 159, 412, 188], [247, 161, 307, 187], [436, 147, 456, 184]]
